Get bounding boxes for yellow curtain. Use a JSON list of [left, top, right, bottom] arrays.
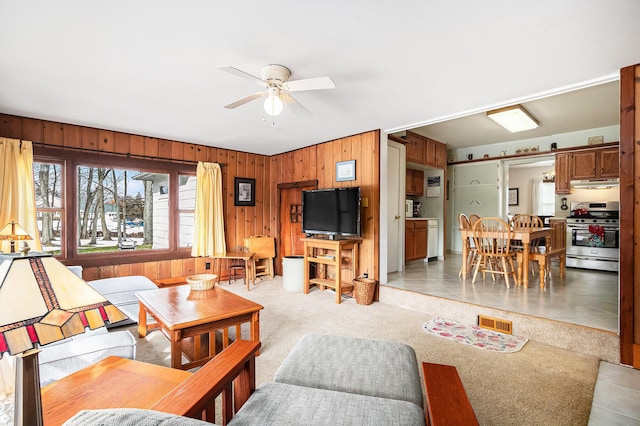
[[191, 162, 226, 257], [0, 138, 42, 253]]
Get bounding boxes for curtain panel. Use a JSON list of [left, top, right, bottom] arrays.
[[0, 138, 42, 253], [191, 162, 226, 257]]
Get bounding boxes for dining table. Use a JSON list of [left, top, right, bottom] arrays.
[[459, 227, 556, 287]]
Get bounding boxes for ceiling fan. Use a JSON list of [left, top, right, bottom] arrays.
[[219, 64, 335, 116]]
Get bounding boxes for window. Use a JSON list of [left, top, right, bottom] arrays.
[[34, 147, 197, 263], [533, 180, 555, 216], [34, 161, 64, 256]]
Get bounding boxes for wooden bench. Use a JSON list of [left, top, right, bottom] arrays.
[[516, 247, 566, 288], [422, 362, 478, 426]]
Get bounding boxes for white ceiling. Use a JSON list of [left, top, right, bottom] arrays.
[[1, 2, 639, 156]]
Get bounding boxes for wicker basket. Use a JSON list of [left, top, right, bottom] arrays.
[[186, 273, 218, 290], [353, 277, 377, 305]]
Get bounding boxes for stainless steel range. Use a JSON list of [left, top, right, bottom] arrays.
[[566, 201, 619, 272]]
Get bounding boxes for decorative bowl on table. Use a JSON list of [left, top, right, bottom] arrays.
[[186, 273, 218, 290]]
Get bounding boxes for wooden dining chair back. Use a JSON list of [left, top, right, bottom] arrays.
[[458, 214, 478, 277], [471, 217, 516, 288], [228, 245, 249, 284], [468, 214, 480, 227], [509, 214, 545, 252]]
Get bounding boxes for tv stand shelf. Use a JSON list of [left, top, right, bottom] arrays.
[[302, 237, 360, 304]]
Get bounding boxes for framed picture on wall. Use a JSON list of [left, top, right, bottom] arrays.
[[234, 177, 255, 206], [508, 188, 519, 206], [336, 160, 356, 181]]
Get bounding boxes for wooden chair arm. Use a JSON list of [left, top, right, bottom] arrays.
[[151, 339, 261, 425]]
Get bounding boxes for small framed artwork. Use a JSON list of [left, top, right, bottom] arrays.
[[588, 136, 604, 145], [336, 160, 356, 182], [234, 177, 255, 206], [508, 188, 519, 206]]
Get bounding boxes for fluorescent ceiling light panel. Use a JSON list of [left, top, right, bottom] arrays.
[[486, 104, 539, 132]]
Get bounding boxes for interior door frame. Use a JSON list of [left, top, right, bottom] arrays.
[[387, 140, 406, 274], [276, 180, 318, 276]]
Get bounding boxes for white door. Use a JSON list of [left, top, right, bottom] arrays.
[[387, 141, 405, 272]]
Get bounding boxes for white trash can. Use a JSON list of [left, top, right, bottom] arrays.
[[283, 256, 304, 292]]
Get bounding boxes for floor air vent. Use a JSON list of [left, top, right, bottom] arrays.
[[478, 315, 512, 334]]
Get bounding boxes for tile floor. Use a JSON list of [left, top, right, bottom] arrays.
[[386, 255, 639, 425], [386, 254, 619, 332]]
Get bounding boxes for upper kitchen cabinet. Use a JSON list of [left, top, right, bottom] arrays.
[[406, 168, 424, 196], [555, 145, 619, 193], [405, 132, 425, 164], [555, 153, 571, 194], [400, 131, 448, 169], [571, 146, 619, 180]]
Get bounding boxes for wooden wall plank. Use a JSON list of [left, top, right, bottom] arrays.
[[0, 114, 21, 139], [183, 143, 196, 162], [171, 141, 184, 160], [114, 132, 130, 154], [23, 118, 43, 143], [130, 135, 145, 156], [144, 137, 159, 158], [158, 139, 172, 158], [81, 127, 98, 150], [63, 124, 82, 148], [195, 144, 207, 162], [98, 130, 115, 152]]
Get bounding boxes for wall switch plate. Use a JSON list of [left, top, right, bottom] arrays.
[[205, 262, 211, 270], [361, 197, 368, 207]]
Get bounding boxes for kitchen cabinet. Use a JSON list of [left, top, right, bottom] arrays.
[[555, 146, 619, 194], [404, 131, 448, 169], [549, 219, 566, 251], [571, 147, 619, 180], [406, 169, 424, 196], [405, 133, 425, 164], [405, 220, 428, 261], [555, 153, 571, 194]]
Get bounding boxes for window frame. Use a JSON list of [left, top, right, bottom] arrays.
[[34, 146, 197, 268]]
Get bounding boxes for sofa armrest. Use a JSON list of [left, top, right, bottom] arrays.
[[151, 339, 260, 424]]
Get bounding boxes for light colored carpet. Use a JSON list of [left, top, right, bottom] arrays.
[[129, 276, 599, 425]]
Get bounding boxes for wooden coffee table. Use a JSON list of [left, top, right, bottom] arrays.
[[136, 285, 263, 369], [42, 356, 191, 426]]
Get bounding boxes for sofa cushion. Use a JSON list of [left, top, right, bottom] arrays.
[[63, 408, 215, 426], [88, 275, 157, 325], [229, 382, 425, 426], [273, 333, 423, 408]]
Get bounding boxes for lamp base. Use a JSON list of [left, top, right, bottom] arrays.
[[15, 349, 42, 426]]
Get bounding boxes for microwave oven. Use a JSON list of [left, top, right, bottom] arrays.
[[405, 200, 413, 217]]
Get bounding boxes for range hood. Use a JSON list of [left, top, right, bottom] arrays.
[[570, 178, 620, 189]]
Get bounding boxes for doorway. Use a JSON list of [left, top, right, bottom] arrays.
[[387, 140, 405, 273], [277, 181, 317, 275]]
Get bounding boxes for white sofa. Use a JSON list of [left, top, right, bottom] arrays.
[[36, 269, 157, 385]]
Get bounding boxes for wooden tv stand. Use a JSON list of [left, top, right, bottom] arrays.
[[302, 237, 360, 304]]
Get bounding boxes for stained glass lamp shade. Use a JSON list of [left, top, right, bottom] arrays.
[[0, 253, 127, 425]]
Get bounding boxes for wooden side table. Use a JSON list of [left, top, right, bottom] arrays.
[[302, 237, 360, 304], [42, 356, 191, 426]]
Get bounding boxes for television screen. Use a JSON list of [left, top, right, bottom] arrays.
[[302, 187, 361, 238]]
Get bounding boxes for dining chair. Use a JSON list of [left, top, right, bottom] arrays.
[[471, 217, 516, 288], [468, 214, 480, 227], [228, 245, 249, 284], [458, 214, 478, 277], [509, 214, 545, 277]]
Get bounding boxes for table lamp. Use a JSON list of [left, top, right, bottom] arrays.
[[0, 253, 128, 425], [0, 222, 33, 254]]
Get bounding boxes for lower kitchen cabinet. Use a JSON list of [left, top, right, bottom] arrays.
[[406, 220, 428, 261]]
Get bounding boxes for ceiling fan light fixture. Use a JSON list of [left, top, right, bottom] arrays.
[[486, 104, 539, 132], [264, 88, 283, 116]]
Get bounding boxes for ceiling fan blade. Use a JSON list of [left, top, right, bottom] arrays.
[[218, 66, 265, 86], [223, 91, 265, 109], [282, 93, 313, 116], [284, 76, 335, 92]]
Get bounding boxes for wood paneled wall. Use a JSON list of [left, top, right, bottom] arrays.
[[0, 114, 272, 281], [270, 131, 381, 280], [0, 113, 380, 284]]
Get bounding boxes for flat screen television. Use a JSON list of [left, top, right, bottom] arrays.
[[302, 187, 361, 239]]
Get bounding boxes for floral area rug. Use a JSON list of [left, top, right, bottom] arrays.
[[423, 317, 528, 353]]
